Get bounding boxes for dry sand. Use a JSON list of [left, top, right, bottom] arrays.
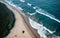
[[0, 1, 41, 38], [0, 2, 35, 38]]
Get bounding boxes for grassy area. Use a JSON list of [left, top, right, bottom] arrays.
[[0, 2, 15, 38]]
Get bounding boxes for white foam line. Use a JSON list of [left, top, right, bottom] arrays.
[[33, 7, 36, 9], [17, 7, 23, 11], [43, 27, 55, 34], [34, 6, 54, 17], [27, 3, 32, 6], [33, 6, 39, 9], [29, 18, 50, 38], [4, 0, 16, 7], [36, 10, 60, 23], [38, 29, 47, 38], [4, 0, 23, 11], [29, 18, 43, 29], [10, 4, 23, 11], [4, 0, 56, 34], [35, 7, 55, 18], [27, 12, 36, 15], [4, 0, 11, 4], [20, 0, 25, 2], [10, 3, 17, 7], [29, 18, 54, 34]]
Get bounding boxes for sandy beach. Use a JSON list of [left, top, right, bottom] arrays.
[[4, 3, 35, 38], [0, 1, 41, 38], [0, 0, 60, 38]]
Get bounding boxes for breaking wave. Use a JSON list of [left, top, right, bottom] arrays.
[[3, 0, 60, 38], [35, 8, 60, 23], [20, 0, 25, 2]]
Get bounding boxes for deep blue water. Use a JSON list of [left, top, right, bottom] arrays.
[[3, 0, 60, 36]]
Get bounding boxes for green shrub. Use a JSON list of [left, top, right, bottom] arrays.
[[0, 2, 15, 38]]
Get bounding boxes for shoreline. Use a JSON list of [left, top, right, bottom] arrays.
[[0, 1, 40, 38]]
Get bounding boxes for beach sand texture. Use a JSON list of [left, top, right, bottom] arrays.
[[0, 0, 41, 38], [0, 1, 38, 38], [4, 3, 35, 38]]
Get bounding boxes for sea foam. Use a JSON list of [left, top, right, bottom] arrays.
[[35, 8, 60, 23], [3, 0, 60, 38], [20, 0, 25, 2], [29, 18, 47, 38]]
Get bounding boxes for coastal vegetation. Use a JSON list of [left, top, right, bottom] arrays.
[[0, 2, 15, 38]]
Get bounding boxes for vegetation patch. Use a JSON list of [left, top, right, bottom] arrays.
[[0, 2, 15, 38]]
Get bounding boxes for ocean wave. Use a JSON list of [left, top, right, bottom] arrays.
[[4, 0, 23, 11], [35, 7, 60, 23], [29, 18, 48, 38], [27, 3, 32, 6], [35, 6, 55, 17], [29, 5, 60, 24], [27, 12, 36, 15], [4, 0, 55, 35], [29, 17, 55, 33], [3, 0, 60, 38], [28, 18, 60, 38], [20, 0, 25, 2]]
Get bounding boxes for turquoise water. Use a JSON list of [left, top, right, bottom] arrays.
[[3, 0, 60, 36]]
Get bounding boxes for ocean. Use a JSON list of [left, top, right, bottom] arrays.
[[3, 0, 60, 38]]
